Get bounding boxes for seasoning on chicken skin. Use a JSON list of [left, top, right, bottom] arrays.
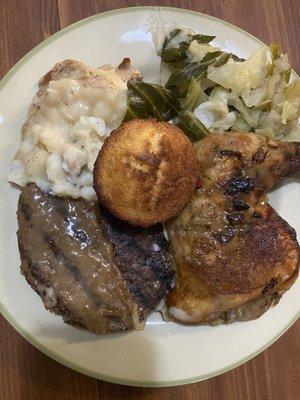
[[166, 132, 300, 325]]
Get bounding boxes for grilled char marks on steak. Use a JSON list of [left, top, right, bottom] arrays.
[[101, 208, 174, 313], [17, 184, 173, 333]]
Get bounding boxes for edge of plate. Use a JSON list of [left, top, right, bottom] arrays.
[[1, 302, 299, 387], [0, 5, 299, 388]]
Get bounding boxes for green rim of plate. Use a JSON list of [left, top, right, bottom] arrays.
[[0, 6, 299, 388]]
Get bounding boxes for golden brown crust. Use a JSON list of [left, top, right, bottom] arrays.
[[93, 119, 198, 227], [38, 60, 94, 90], [166, 132, 300, 325]]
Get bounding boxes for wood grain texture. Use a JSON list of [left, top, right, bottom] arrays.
[[57, 0, 300, 73], [0, 1, 299, 399], [0, 0, 60, 77], [0, 317, 100, 400]]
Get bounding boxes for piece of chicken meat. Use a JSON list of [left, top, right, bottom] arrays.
[[166, 132, 300, 325]]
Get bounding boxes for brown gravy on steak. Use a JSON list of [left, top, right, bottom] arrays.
[[18, 184, 173, 333]]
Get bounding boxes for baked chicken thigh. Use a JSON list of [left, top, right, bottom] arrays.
[[166, 132, 300, 324]]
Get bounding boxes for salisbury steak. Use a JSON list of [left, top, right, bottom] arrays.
[[18, 184, 173, 334], [101, 208, 173, 313]]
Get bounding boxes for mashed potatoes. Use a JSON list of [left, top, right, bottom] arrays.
[[8, 60, 133, 200]]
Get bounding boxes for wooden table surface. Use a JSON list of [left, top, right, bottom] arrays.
[[0, 1, 299, 399]]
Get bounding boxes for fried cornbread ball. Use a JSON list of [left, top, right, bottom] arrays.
[[93, 119, 198, 227]]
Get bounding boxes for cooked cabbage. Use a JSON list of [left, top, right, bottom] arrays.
[[157, 29, 300, 142], [282, 124, 300, 142], [194, 44, 300, 139], [194, 88, 236, 130], [207, 48, 268, 96], [187, 40, 220, 62]]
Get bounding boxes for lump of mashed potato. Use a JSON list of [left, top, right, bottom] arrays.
[[8, 59, 139, 200]]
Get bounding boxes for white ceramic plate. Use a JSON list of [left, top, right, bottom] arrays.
[[0, 6, 299, 387]]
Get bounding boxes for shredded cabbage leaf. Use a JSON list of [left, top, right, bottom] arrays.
[[187, 40, 220, 62], [207, 48, 268, 96], [124, 29, 300, 144], [159, 31, 300, 141]]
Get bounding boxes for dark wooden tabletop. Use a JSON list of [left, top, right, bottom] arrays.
[[0, 1, 299, 399]]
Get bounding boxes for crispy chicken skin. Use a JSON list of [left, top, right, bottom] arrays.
[[166, 132, 300, 325]]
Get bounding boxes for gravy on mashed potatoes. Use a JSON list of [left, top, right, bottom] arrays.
[[8, 59, 138, 200]]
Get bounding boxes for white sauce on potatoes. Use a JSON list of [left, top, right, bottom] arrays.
[[8, 69, 128, 200]]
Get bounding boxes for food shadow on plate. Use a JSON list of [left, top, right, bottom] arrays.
[[32, 322, 159, 385], [269, 173, 300, 193], [33, 321, 132, 343], [269, 174, 300, 226]]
